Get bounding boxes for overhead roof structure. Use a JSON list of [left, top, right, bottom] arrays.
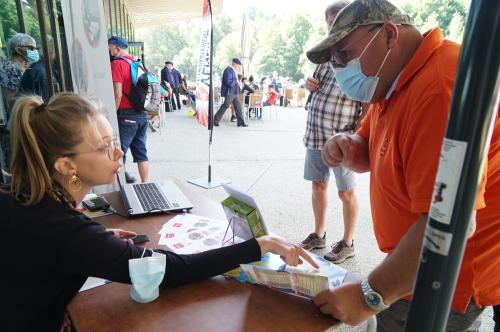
[[124, 0, 224, 27]]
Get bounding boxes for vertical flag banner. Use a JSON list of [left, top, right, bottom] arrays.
[[195, 0, 212, 127]]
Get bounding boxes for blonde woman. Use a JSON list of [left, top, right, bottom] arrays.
[[1, 93, 316, 331]]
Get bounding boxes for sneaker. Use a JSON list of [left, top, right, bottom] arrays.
[[324, 240, 355, 264], [125, 172, 137, 184], [300, 232, 326, 251]]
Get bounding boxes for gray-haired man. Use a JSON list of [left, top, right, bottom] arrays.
[[301, 1, 361, 264]]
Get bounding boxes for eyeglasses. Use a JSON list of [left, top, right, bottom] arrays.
[[331, 24, 382, 68], [66, 137, 121, 161], [20, 45, 38, 51]]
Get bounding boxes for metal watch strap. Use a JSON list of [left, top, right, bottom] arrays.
[[361, 279, 390, 311]]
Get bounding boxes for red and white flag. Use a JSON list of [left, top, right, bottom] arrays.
[[195, 0, 212, 127]]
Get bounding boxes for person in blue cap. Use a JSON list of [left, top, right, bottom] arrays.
[[213, 58, 248, 127], [108, 35, 150, 184]]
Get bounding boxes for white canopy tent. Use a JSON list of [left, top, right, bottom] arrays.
[[124, 0, 224, 26]]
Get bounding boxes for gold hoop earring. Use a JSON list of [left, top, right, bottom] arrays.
[[69, 174, 82, 192]]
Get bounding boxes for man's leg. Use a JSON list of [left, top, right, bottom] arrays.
[[232, 97, 246, 126], [301, 149, 329, 250], [376, 299, 485, 332], [128, 113, 150, 182], [494, 305, 500, 332], [117, 113, 138, 183], [174, 87, 182, 109], [137, 161, 150, 183], [324, 166, 357, 263], [339, 188, 358, 243], [312, 180, 329, 237], [214, 96, 233, 124]]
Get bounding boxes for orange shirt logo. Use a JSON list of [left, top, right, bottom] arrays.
[[380, 137, 389, 156]]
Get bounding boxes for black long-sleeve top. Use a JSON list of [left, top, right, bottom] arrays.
[[0, 192, 261, 331]]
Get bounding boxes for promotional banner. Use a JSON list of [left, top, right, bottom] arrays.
[[195, 0, 212, 127], [60, 0, 119, 192]]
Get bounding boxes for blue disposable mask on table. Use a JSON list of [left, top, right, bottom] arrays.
[[334, 28, 391, 103], [26, 49, 39, 64], [129, 248, 166, 303]]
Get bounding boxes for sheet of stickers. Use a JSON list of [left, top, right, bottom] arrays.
[[158, 214, 232, 254]]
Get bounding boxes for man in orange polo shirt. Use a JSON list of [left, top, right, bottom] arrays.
[[306, 0, 499, 330]]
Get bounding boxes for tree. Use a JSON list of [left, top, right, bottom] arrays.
[[137, 25, 188, 73], [174, 47, 197, 79], [282, 14, 312, 81], [400, 0, 467, 38], [255, 19, 286, 77]]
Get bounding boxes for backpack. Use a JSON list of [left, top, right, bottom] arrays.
[[118, 57, 161, 116]]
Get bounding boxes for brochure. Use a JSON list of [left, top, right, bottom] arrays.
[[228, 253, 347, 299]]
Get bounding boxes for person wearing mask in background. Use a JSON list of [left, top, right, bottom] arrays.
[[0, 93, 317, 331], [0, 33, 38, 183], [108, 36, 149, 184], [213, 58, 248, 127], [307, 0, 500, 329], [21, 37, 60, 103], [300, 0, 361, 264]]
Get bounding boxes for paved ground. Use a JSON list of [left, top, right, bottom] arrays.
[[125, 105, 494, 331]]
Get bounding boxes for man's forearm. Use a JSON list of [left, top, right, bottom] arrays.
[[368, 214, 428, 305], [114, 94, 122, 111]]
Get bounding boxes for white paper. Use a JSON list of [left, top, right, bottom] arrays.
[[157, 214, 232, 254], [429, 138, 468, 225]]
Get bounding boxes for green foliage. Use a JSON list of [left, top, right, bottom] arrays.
[[400, 0, 467, 39], [137, 25, 188, 74], [0, 0, 20, 48], [282, 14, 312, 81], [174, 47, 197, 79]]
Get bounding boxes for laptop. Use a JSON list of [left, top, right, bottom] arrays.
[[117, 174, 193, 216], [222, 183, 269, 237]]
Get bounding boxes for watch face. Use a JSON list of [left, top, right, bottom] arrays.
[[367, 293, 381, 307]]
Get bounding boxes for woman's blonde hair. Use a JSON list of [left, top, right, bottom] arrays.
[[9, 93, 99, 205]]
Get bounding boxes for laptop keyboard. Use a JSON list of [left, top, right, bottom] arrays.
[[133, 183, 172, 212]]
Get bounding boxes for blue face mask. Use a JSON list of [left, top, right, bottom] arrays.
[[334, 28, 391, 103], [26, 49, 39, 64], [129, 249, 166, 303]]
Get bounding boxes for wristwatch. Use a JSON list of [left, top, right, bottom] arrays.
[[361, 279, 390, 311]]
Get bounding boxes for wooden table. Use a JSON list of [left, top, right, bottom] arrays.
[[68, 181, 346, 331]]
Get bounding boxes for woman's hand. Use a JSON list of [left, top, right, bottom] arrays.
[[108, 228, 137, 242], [256, 235, 319, 268]]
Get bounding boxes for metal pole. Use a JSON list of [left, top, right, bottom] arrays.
[[47, 0, 66, 92], [15, 0, 26, 33], [207, 0, 214, 183], [36, 0, 55, 98], [405, 0, 500, 331]]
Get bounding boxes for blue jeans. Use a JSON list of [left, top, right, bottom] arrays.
[[118, 110, 149, 163]]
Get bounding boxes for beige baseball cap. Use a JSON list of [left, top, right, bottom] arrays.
[[306, 0, 412, 64]]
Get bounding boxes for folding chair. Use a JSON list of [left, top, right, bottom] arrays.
[[297, 88, 308, 107], [239, 93, 250, 122], [248, 93, 263, 120], [283, 88, 295, 107]]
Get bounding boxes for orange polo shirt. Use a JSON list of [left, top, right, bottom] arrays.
[[457, 110, 500, 308], [357, 28, 493, 313]]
